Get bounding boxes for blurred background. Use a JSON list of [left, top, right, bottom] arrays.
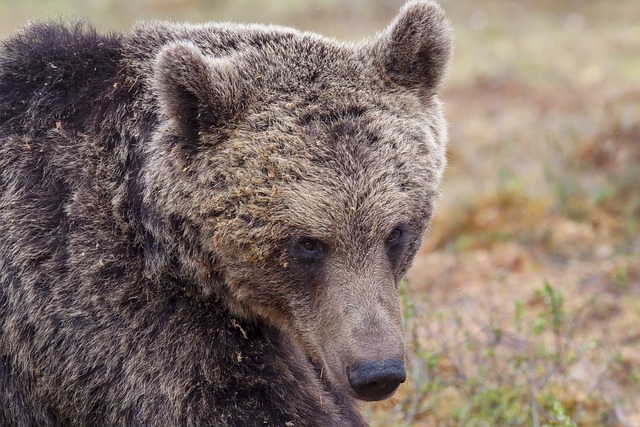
[[2, 1, 638, 425]]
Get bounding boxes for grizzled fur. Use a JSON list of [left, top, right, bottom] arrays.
[[0, 1, 452, 426]]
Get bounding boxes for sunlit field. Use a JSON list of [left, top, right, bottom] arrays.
[[2, 0, 638, 425]]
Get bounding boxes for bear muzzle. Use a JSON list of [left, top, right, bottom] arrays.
[[346, 358, 406, 401]]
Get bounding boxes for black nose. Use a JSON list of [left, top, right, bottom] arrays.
[[347, 359, 406, 401]]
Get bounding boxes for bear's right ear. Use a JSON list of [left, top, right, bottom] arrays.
[[373, 0, 453, 93], [154, 42, 245, 140]]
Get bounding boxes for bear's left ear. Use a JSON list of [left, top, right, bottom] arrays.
[[372, 0, 453, 93], [154, 42, 246, 140]]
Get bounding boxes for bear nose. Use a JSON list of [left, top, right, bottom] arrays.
[[346, 359, 406, 401]]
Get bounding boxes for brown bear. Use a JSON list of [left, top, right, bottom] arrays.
[[0, 1, 452, 425]]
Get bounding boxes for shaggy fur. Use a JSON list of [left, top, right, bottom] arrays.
[[0, 1, 452, 425]]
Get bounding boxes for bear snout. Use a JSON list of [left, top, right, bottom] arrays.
[[346, 359, 406, 401]]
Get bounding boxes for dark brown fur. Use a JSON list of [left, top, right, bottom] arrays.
[[0, 1, 452, 425]]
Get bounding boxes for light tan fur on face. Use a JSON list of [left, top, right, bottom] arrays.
[[315, 251, 406, 397]]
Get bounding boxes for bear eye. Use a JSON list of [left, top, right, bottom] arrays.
[[299, 238, 322, 254], [387, 226, 403, 245], [386, 225, 409, 267], [291, 237, 325, 264]]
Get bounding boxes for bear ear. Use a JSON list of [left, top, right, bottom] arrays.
[[373, 0, 453, 93], [154, 42, 246, 140]]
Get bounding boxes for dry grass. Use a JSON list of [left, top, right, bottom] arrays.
[[2, 0, 638, 425]]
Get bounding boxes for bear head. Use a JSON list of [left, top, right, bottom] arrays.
[[143, 0, 452, 402]]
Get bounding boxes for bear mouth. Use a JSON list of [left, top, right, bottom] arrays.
[[308, 355, 342, 396], [308, 355, 327, 383]]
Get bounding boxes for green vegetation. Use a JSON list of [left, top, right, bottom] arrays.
[[370, 280, 630, 426]]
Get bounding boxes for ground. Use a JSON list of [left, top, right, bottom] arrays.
[[2, 0, 638, 425]]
